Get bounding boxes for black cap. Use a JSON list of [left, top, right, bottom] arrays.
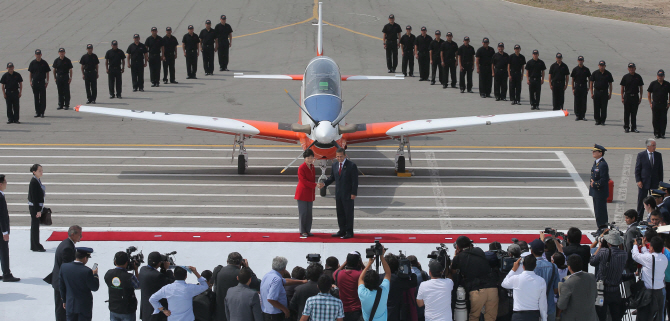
[[151, 27, 157, 31], [114, 251, 129, 265], [389, 14, 395, 19], [221, 15, 226, 19], [35, 49, 42, 55], [205, 19, 211, 24], [148, 251, 166, 265], [659, 69, 666, 77], [133, 34, 140, 38], [446, 32, 453, 36], [514, 44, 520, 49], [599, 60, 606, 66], [75, 247, 94, 257], [6, 62, 13, 68], [111, 40, 118, 46], [464, 36, 470, 41], [577, 55, 584, 61], [86, 44, 93, 49], [188, 25, 194, 29], [532, 49, 539, 55], [652, 189, 665, 197], [628, 62, 636, 68], [660, 181, 670, 191], [58, 48, 65, 53], [497, 42, 504, 48], [420, 26, 426, 31], [482, 37, 489, 43], [435, 30, 441, 35], [166, 27, 172, 31], [592, 144, 607, 152], [556, 53, 562, 58], [406, 25, 411, 30]]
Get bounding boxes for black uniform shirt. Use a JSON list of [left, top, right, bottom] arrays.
[[570, 65, 591, 86], [104, 49, 126, 70], [525, 59, 546, 78], [199, 28, 217, 47], [441, 40, 459, 62], [182, 33, 201, 51], [215, 23, 233, 42], [79, 53, 99, 73], [429, 39, 444, 59], [382, 23, 402, 43], [591, 69, 614, 90], [548, 62, 570, 85], [0, 72, 23, 91], [162, 35, 179, 58], [492, 52, 509, 73], [508, 53, 526, 74], [399, 34, 416, 53], [126, 43, 147, 62], [144, 35, 164, 55], [457, 45, 475, 65], [414, 35, 432, 53], [52, 57, 73, 75], [620, 73, 644, 95], [475, 46, 495, 67], [648, 80, 670, 105], [28, 59, 51, 81]]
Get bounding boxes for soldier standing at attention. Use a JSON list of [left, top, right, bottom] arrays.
[[548, 53, 570, 110], [200, 20, 217, 76], [507, 44, 525, 105], [215, 15, 233, 71], [182, 25, 200, 79], [0, 63, 23, 124], [475, 37, 494, 98], [162, 27, 179, 84], [457, 37, 475, 93], [525, 50, 546, 110], [620, 63, 644, 133], [570, 56, 590, 120], [414, 27, 432, 81], [440, 32, 459, 88], [399, 25, 415, 77], [52, 48, 73, 110], [127, 34, 148, 92], [382, 14, 402, 73], [79, 44, 99, 104], [589, 60, 614, 125], [590, 144, 610, 228], [429, 31, 444, 86], [105, 41, 125, 99], [648, 70, 670, 139], [28, 49, 50, 118], [492, 42, 509, 101], [145, 27, 164, 87]]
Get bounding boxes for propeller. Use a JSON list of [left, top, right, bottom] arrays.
[[331, 94, 367, 127], [284, 89, 318, 125], [281, 141, 317, 173]]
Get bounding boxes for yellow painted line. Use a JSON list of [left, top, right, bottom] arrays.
[[233, 18, 313, 39], [323, 20, 382, 40]]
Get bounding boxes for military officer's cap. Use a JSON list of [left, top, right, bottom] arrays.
[[133, 34, 140, 39], [592, 144, 607, 152], [86, 44, 93, 49], [482, 37, 489, 43], [406, 25, 411, 30], [532, 49, 539, 55], [435, 30, 441, 35], [446, 32, 453, 36], [75, 247, 94, 257], [578, 56, 584, 61], [420, 26, 427, 31], [389, 14, 395, 19], [188, 25, 194, 30], [111, 40, 118, 46], [497, 42, 504, 48], [6, 62, 13, 68], [205, 20, 212, 24], [221, 15, 227, 20], [463, 36, 470, 41], [151, 27, 157, 31], [628, 63, 636, 68], [58, 48, 65, 53], [652, 189, 665, 197], [598, 60, 606, 66], [556, 53, 562, 58], [514, 44, 520, 49], [659, 70, 665, 77], [34, 49, 42, 55], [659, 182, 670, 190], [166, 27, 172, 31]]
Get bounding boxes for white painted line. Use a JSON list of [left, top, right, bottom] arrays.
[[0, 147, 558, 153], [555, 151, 595, 216], [1, 172, 573, 179], [0, 155, 561, 162], [7, 214, 596, 221], [426, 151, 452, 229], [6, 182, 582, 189], [614, 154, 632, 223], [0, 164, 568, 171]]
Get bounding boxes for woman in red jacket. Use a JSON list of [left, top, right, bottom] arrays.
[[295, 149, 323, 238]]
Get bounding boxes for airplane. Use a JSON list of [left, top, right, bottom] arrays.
[[75, 2, 568, 197]]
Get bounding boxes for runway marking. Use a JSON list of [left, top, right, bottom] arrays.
[[6, 182, 581, 189], [7, 214, 594, 221], [1, 172, 573, 179], [0, 147, 558, 153], [426, 151, 452, 229], [0, 155, 561, 162], [556, 151, 595, 216], [322, 20, 382, 40], [614, 154, 633, 223]]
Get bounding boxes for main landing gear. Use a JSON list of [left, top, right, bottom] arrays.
[[232, 135, 248, 174], [318, 159, 328, 197], [395, 136, 411, 173]]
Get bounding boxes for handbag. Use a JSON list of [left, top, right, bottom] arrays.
[[627, 254, 654, 309], [39, 207, 52, 225]]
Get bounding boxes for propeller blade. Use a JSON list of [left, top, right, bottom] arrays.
[[281, 141, 317, 173], [284, 89, 319, 125], [332, 94, 368, 127]]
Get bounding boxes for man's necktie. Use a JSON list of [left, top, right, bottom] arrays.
[[339, 163, 342, 175], [650, 153, 654, 167]]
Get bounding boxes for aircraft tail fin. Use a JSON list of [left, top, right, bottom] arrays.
[[316, 2, 323, 56]]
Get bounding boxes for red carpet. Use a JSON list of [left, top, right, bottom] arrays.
[[47, 231, 592, 244]]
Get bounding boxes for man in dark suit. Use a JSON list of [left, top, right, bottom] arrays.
[[212, 252, 260, 321], [635, 138, 663, 220], [556, 255, 597, 321], [50, 225, 81, 321], [0, 174, 19, 283], [623, 209, 640, 272], [59, 247, 99, 321], [589, 144, 610, 228], [139, 251, 175, 321], [324, 148, 359, 239]]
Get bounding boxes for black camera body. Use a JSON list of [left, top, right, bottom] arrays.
[[591, 222, 625, 243], [125, 246, 145, 271], [544, 228, 566, 239], [366, 240, 386, 259], [306, 253, 321, 264], [164, 251, 177, 268], [397, 251, 412, 279], [427, 244, 450, 277]]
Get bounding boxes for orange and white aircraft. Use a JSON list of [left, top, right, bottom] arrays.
[[76, 2, 568, 184]]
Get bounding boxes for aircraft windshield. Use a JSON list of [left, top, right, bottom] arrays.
[[304, 58, 341, 98]]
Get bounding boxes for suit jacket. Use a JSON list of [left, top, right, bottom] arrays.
[[624, 222, 640, 272], [295, 162, 317, 202], [556, 272, 597, 321], [589, 158, 610, 199], [58, 261, 100, 315], [28, 176, 45, 206], [324, 159, 359, 199], [224, 283, 263, 321], [0, 193, 8, 235], [212, 264, 260, 321], [635, 150, 663, 190], [290, 280, 319, 316], [193, 288, 216, 321], [138, 265, 175, 320], [50, 237, 76, 289]]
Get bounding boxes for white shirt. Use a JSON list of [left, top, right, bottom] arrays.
[[595, 157, 603, 164], [632, 246, 668, 289], [501, 270, 547, 321], [416, 278, 453, 321], [149, 277, 209, 321]]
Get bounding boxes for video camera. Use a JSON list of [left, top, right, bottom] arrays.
[[125, 246, 144, 271], [365, 240, 386, 259], [427, 244, 451, 277], [164, 251, 177, 268], [591, 222, 625, 243], [306, 253, 321, 264], [544, 228, 566, 239], [634, 221, 652, 245]]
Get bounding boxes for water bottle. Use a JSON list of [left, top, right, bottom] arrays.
[[595, 280, 604, 306], [454, 286, 468, 321]]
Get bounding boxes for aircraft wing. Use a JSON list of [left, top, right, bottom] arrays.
[[234, 73, 403, 80], [74, 105, 300, 144], [343, 110, 569, 144]]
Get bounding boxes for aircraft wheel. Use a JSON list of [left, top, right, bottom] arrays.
[[397, 156, 405, 173], [237, 155, 246, 174]]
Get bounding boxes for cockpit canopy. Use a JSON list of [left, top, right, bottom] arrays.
[[304, 57, 341, 99]]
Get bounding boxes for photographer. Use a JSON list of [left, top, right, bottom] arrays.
[[416, 261, 454, 321], [500, 255, 547, 321], [139, 252, 175, 321], [213, 252, 260, 321], [528, 239, 559, 321], [562, 227, 590, 273], [149, 266, 209, 320], [333, 252, 365, 321], [539, 232, 564, 261], [623, 209, 641, 272], [451, 236, 498, 321], [105, 251, 140, 321], [383, 253, 418, 321], [357, 246, 391, 321], [589, 231, 628, 321], [290, 263, 323, 319], [632, 236, 668, 321]]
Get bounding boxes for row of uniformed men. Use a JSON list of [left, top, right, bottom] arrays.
[[0, 17, 234, 124]]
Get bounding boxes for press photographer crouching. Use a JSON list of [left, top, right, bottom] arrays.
[[588, 229, 629, 321], [451, 236, 499, 321], [105, 251, 141, 321], [139, 251, 176, 321]]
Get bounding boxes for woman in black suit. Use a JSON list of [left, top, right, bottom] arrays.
[[28, 164, 45, 252]]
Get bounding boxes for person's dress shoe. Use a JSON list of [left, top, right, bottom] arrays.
[[502, 98, 507, 101], [117, 94, 122, 99], [300, 233, 308, 238], [517, 101, 522, 105], [430, 81, 435, 85], [220, 68, 224, 71], [307, 233, 315, 237], [443, 84, 447, 89], [595, 121, 601, 125], [151, 84, 156, 87], [133, 88, 138, 92], [633, 129, 640, 133], [575, 118, 580, 121], [192, 76, 197, 79], [33, 248, 46, 252], [86, 100, 91, 104], [40, 114, 44, 118], [460, 89, 465, 93], [171, 81, 178, 84], [34, 114, 40, 118], [331, 232, 344, 237], [156, 83, 159, 87], [110, 95, 116, 98], [57, 106, 63, 110], [409, 73, 414, 77], [2, 275, 20, 282], [139, 89, 144, 92], [467, 90, 473, 93], [164, 80, 168, 84], [600, 122, 605, 126], [495, 97, 500, 101], [64, 107, 69, 110], [186, 76, 193, 79], [14, 121, 20, 124], [625, 128, 630, 133], [341, 234, 353, 239], [224, 69, 230, 71], [6, 121, 11, 124]]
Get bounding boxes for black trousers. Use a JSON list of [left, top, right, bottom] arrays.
[[218, 40, 230, 69], [638, 288, 664, 321], [509, 72, 522, 102], [573, 85, 589, 119], [385, 42, 398, 71], [66, 313, 92, 321], [401, 51, 413, 76], [335, 196, 355, 235], [130, 62, 144, 90], [29, 206, 43, 251], [460, 65, 473, 91], [551, 83, 566, 110], [593, 196, 608, 227], [5, 90, 19, 122], [623, 94, 640, 130], [202, 46, 215, 73], [32, 81, 46, 115], [494, 71, 507, 99], [55, 74, 70, 107], [263, 313, 284, 321], [431, 61, 443, 84], [417, 52, 429, 80], [83, 72, 97, 101], [652, 103, 668, 137], [148, 55, 161, 84], [344, 310, 363, 321], [638, 188, 650, 221], [185, 50, 198, 77], [528, 78, 542, 107], [596, 289, 623, 321], [593, 89, 609, 122], [108, 69, 122, 95], [479, 68, 492, 95], [511, 310, 540, 321], [162, 57, 176, 82], [444, 61, 457, 86], [55, 289, 66, 321], [0, 235, 9, 276]]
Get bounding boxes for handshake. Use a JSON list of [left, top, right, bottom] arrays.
[[316, 182, 325, 189]]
